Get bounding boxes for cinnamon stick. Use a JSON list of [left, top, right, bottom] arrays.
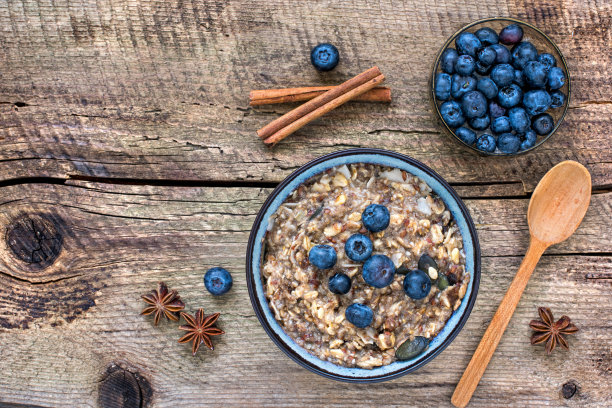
[[263, 73, 385, 145], [249, 86, 391, 105], [257, 66, 382, 140]]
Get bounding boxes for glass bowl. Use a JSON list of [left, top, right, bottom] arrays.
[[431, 17, 571, 156]]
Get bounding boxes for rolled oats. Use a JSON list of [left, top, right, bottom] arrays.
[[262, 164, 468, 368]]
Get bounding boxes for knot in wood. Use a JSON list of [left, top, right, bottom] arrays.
[[99, 364, 152, 408], [6, 214, 63, 267], [561, 380, 578, 399]]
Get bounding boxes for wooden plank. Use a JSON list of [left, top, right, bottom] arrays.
[[0, 0, 610, 190], [0, 183, 610, 407]]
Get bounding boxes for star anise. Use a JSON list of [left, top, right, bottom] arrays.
[[178, 309, 224, 355], [141, 282, 185, 325], [529, 307, 578, 354]]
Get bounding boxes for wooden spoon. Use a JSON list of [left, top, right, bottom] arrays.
[[451, 161, 592, 408]]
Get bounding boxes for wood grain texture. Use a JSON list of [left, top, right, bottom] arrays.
[[0, 0, 610, 191], [0, 182, 610, 407]]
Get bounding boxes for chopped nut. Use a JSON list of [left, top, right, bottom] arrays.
[[458, 283, 467, 299], [332, 172, 349, 187], [427, 267, 438, 280], [324, 222, 342, 237], [451, 248, 460, 264], [348, 211, 361, 222], [335, 193, 347, 205]]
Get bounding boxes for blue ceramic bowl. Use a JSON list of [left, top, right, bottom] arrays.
[[246, 149, 481, 382]]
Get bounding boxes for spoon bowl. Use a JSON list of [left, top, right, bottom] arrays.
[[528, 161, 592, 245]]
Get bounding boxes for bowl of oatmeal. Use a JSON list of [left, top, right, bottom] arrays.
[[246, 149, 480, 382]]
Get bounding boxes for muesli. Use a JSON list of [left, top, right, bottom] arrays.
[[262, 163, 469, 369]]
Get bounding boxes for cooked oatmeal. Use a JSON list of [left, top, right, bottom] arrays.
[[262, 163, 469, 369]]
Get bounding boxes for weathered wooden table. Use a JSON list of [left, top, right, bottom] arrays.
[[0, 0, 610, 407]]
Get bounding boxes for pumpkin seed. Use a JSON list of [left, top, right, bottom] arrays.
[[395, 336, 430, 361], [437, 273, 450, 290], [396, 262, 411, 275]]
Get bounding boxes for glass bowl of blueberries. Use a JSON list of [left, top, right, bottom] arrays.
[[431, 17, 570, 155]]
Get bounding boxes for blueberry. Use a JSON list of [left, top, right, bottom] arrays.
[[491, 116, 511, 134], [469, 114, 490, 130], [308, 244, 337, 269], [475, 27, 499, 46], [523, 61, 549, 88], [497, 133, 521, 154], [310, 43, 339, 71], [499, 24, 524, 45], [477, 46, 496, 66], [454, 55, 476, 76], [435, 72, 452, 101], [455, 32, 482, 57], [532, 113, 554, 135], [523, 89, 552, 115], [418, 254, 438, 275], [455, 127, 476, 145], [403, 269, 431, 300], [362, 254, 395, 288], [344, 234, 373, 262], [538, 53, 557, 69], [475, 61, 492, 75], [461, 90, 487, 118], [440, 48, 459, 74], [520, 129, 537, 150], [491, 43, 512, 64], [509, 107, 530, 133], [328, 272, 352, 295], [511, 41, 538, 69], [475, 134, 496, 153], [498, 84, 523, 108], [550, 90, 566, 108], [490, 63, 515, 87], [547, 67, 566, 90], [204, 267, 233, 295], [440, 100, 465, 128], [361, 204, 390, 232], [513, 69, 525, 87], [489, 101, 507, 118], [345, 303, 373, 328], [477, 77, 498, 100], [450, 75, 477, 99]]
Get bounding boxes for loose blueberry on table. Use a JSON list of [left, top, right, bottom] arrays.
[[435, 22, 567, 153], [310, 43, 339, 71], [204, 267, 233, 295]]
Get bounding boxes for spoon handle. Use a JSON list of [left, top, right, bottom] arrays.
[[451, 238, 547, 408]]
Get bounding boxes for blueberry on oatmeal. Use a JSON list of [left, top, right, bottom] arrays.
[[345, 303, 373, 328], [403, 269, 432, 300], [362, 254, 396, 288], [309, 244, 337, 269], [362, 204, 390, 232], [345, 234, 373, 262], [328, 273, 352, 295]]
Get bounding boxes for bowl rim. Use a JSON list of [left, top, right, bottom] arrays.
[[245, 148, 481, 382], [430, 16, 571, 156]]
